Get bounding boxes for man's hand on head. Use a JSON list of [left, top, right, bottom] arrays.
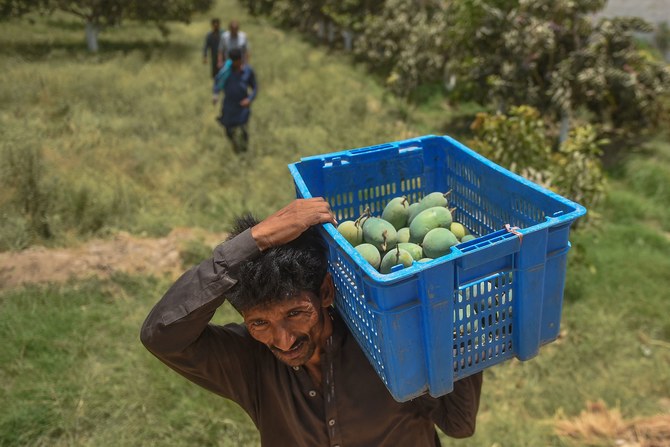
[[251, 198, 338, 251]]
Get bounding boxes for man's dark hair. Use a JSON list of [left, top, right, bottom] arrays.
[[228, 48, 243, 61], [224, 213, 329, 314]]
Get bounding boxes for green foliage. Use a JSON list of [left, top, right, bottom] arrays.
[[242, 0, 670, 142], [240, 0, 379, 33], [654, 21, 670, 57], [469, 105, 551, 170], [446, 0, 606, 109], [0, 0, 46, 17], [469, 105, 606, 208], [0, 0, 213, 52], [551, 17, 670, 135], [0, 0, 213, 26], [447, 0, 670, 138], [353, 0, 447, 97], [554, 124, 607, 208]]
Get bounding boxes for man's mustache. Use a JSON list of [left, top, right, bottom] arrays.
[[271, 336, 308, 353]]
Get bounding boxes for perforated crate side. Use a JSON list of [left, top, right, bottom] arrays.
[[289, 135, 586, 402]]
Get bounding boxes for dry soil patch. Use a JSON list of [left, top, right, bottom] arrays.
[[0, 228, 226, 290]]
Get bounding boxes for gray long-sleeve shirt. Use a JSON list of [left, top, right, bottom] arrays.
[[140, 228, 482, 447]]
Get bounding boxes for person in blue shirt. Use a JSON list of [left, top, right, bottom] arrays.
[[213, 48, 258, 154]]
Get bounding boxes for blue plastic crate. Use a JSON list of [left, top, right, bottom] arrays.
[[288, 135, 586, 402]]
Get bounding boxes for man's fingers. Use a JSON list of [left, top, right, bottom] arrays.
[[252, 199, 337, 250], [296, 198, 336, 225]]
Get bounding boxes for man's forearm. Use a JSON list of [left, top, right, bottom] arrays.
[[417, 371, 483, 439], [140, 229, 260, 354]]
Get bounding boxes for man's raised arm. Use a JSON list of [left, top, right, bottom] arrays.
[[140, 198, 336, 356]]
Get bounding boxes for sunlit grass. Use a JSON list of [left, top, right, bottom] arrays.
[[0, 276, 258, 447], [0, 0, 418, 250]]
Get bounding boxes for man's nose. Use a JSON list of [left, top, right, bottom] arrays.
[[271, 324, 296, 351]]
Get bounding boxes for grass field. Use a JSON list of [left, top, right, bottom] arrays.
[[1, 0, 669, 446], [0, 0, 428, 250]]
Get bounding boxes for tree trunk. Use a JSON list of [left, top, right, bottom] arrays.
[[559, 109, 571, 144], [316, 19, 326, 41], [342, 29, 354, 52], [327, 21, 336, 47], [85, 20, 100, 52]]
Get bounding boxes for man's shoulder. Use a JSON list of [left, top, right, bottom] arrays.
[[242, 65, 256, 76]]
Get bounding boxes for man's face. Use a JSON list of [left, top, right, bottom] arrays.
[[230, 23, 239, 37], [232, 58, 243, 71], [243, 284, 333, 367]]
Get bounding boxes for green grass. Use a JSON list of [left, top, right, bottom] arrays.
[[1, 0, 670, 446], [0, 276, 259, 447], [0, 0, 422, 250]]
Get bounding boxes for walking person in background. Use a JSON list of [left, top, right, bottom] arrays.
[[217, 20, 250, 69], [203, 18, 222, 79], [213, 48, 257, 154]]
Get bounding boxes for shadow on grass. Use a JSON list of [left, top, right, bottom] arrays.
[[439, 114, 477, 141], [0, 39, 193, 62], [44, 17, 89, 31], [600, 132, 656, 179]]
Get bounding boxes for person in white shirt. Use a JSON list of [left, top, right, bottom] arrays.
[[217, 20, 249, 69]]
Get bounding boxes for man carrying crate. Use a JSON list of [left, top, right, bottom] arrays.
[[140, 198, 483, 446]]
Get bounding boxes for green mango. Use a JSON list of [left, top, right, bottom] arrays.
[[397, 242, 423, 261], [419, 191, 450, 209], [355, 243, 381, 270], [379, 247, 414, 274], [337, 220, 363, 246], [408, 191, 452, 225], [397, 227, 410, 244], [418, 257, 433, 263], [362, 217, 398, 252], [407, 202, 423, 225], [450, 222, 467, 241], [422, 228, 459, 259], [381, 196, 409, 230], [409, 206, 453, 244], [460, 234, 476, 243]]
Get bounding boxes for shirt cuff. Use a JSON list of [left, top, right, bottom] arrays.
[[214, 228, 261, 273]]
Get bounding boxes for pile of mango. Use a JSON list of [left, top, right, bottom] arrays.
[[336, 191, 476, 274]]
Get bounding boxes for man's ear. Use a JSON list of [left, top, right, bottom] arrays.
[[319, 272, 335, 308]]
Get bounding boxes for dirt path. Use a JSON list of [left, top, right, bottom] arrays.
[[0, 228, 227, 290]]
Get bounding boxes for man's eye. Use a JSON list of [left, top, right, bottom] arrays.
[[250, 321, 267, 328], [288, 311, 301, 317]]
